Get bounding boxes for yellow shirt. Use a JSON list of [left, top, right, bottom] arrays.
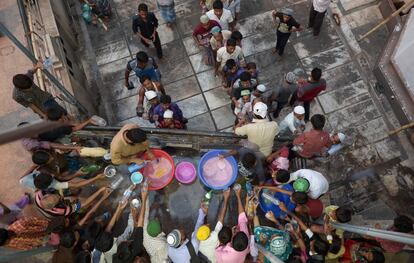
[[110, 124, 150, 165], [324, 205, 339, 222], [324, 205, 345, 237], [327, 245, 345, 260], [235, 119, 279, 156]]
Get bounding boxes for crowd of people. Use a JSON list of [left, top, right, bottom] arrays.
[[2, 0, 414, 263]]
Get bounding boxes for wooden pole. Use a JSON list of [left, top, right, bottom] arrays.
[[388, 122, 414, 136], [358, 0, 414, 41]]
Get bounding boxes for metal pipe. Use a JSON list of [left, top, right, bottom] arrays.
[[0, 121, 66, 145], [0, 22, 89, 116], [25, 2, 47, 93], [332, 222, 414, 246], [83, 126, 246, 139], [257, 194, 414, 246], [332, 223, 414, 238], [16, 0, 33, 53], [256, 244, 284, 263]]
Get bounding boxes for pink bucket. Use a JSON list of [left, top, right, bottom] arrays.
[[175, 161, 197, 184]]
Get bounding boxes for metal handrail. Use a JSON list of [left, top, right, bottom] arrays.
[[0, 22, 89, 116], [260, 194, 414, 246], [331, 222, 414, 246], [83, 125, 247, 139]]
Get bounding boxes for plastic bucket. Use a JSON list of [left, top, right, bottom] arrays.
[[175, 161, 197, 184], [197, 150, 238, 190]]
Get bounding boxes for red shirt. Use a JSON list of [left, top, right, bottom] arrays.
[[293, 129, 332, 158], [305, 198, 324, 218], [157, 119, 184, 129], [192, 20, 221, 45], [297, 79, 326, 102]]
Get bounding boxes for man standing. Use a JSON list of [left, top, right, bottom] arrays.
[[278, 106, 306, 137], [125, 51, 161, 89], [216, 39, 246, 75], [133, 3, 163, 59], [269, 71, 298, 118], [231, 72, 257, 108], [157, 0, 176, 27], [207, 0, 234, 31], [309, 0, 331, 36], [198, 189, 231, 262], [167, 204, 207, 262], [222, 0, 241, 22], [193, 15, 221, 66], [290, 67, 326, 122], [272, 8, 302, 56], [12, 62, 67, 119], [291, 114, 331, 159], [235, 102, 279, 157], [153, 94, 185, 123]]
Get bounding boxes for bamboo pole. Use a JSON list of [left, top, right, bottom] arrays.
[[358, 0, 414, 41], [388, 122, 414, 136]]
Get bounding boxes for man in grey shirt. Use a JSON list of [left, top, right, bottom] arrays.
[[269, 72, 298, 118]]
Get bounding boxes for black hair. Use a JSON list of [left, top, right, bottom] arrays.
[[32, 150, 51, 165], [139, 75, 151, 84], [369, 249, 385, 263], [136, 51, 149, 63], [113, 241, 143, 262], [253, 114, 265, 120], [239, 72, 251, 82], [17, 122, 29, 127], [291, 192, 308, 205], [218, 226, 232, 245], [0, 228, 9, 246], [76, 251, 91, 263], [34, 172, 54, 190], [95, 231, 113, 252], [310, 114, 325, 130], [226, 38, 237, 47], [393, 215, 413, 233], [247, 62, 256, 70], [138, 3, 148, 12], [46, 107, 65, 121], [213, 0, 223, 9], [13, 74, 33, 89], [83, 222, 103, 249], [328, 234, 342, 254], [276, 170, 290, 183], [160, 94, 172, 104], [60, 230, 77, 248], [46, 216, 67, 234], [125, 128, 147, 144], [232, 232, 248, 252], [231, 30, 243, 41], [241, 152, 256, 169], [311, 67, 322, 81], [313, 235, 329, 256], [336, 206, 352, 223], [225, 59, 236, 69]]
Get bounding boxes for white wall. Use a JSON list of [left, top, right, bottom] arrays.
[[392, 11, 414, 97]]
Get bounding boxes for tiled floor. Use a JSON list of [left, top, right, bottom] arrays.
[[85, 0, 414, 218], [91, 0, 320, 131]]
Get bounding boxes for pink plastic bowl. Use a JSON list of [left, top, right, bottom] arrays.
[[175, 161, 197, 184]]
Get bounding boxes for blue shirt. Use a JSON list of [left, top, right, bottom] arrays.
[[261, 183, 296, 219], [153, 103, 184, 122], [127, 57, 161, 81]]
